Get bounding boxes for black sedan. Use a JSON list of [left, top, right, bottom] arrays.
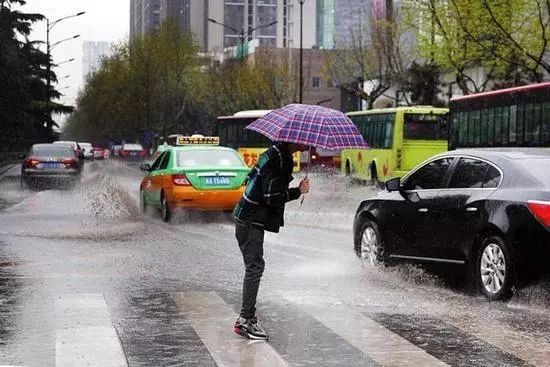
[[353, 150, 550, 301], [21, 144, 82, 189]]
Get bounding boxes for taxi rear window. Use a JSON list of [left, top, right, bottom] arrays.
[[177, 150, 243, 167]]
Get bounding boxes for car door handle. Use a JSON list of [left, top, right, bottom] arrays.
[[418, 208, 428, 213], [466, 207, 478, 212]]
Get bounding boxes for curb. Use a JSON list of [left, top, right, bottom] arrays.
[[0, 162, 18, 177]]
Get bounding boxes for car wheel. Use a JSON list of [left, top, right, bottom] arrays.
[[477, 236, 514, 301], [355, 220, 385, 266], [160, 194, 171, 222], [345, 161, 351, 177], [370, 163, 378, 185]]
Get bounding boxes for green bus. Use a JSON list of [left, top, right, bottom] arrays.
[[449, 82, 550, 149], [341, 106, 449, 182]]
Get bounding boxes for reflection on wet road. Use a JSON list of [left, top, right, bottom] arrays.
[[0, 160, 549, 366]]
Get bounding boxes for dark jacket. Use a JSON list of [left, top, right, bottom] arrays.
[[233, 142, 301, 233]]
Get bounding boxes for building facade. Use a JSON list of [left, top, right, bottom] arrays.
[[251, 48, 342, 110], [130, 0, 162, 39], [82, 41, 111, 81], [316, 0, 335, 49]]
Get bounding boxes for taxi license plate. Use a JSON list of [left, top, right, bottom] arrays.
[[205, 176, 230, 186]]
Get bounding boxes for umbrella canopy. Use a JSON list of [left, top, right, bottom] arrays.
[[245, 104, 368, 151]]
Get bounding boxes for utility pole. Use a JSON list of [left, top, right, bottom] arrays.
[[208, 18, 277, 62], [298, 0, 305, 104], [44, 11, 85, 129]]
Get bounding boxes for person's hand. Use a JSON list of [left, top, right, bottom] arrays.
[[299, 178, 310, 194]]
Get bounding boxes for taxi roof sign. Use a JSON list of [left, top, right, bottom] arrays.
[[176, 136, 219, 146]]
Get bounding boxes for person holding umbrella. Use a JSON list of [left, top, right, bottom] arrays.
[[233, 104, 368, 340]]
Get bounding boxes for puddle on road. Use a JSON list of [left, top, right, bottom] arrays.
[[0, 161, 144, 242]]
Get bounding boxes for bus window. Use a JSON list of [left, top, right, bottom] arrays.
[[486, 108, 495, 146], [510, 105, 518, 144], [494, 107, 502, 145], [473, 109, 481, 145], [525, 103, 541, 146], [404, 113, 447, 140], [458, 111, 467, 146], [543, 102, 550, 144], [480, 108, 489, 145]]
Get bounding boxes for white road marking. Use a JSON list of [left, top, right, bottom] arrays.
[[173, 291, 287, 367], [55, 293, 127, 367], [447, 314, 550, 366], [299, 304, 449, 367]]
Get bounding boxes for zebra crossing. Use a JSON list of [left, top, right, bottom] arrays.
[[2, 291, 547, 367]]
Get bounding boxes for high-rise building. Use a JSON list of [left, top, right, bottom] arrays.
[[82, 41, 111, 80], [130, 0, 319, 54], [130, 0, 162, 39], [216, 0, 278, 48], [278, 0, 317, 49], [131, 0, 223, 52], [334, 0, 370, 48], [316, 0, 335, 49]]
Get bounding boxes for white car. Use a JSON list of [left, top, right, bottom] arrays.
[[53, 141, 82, 158], [78, 142, 94, 159]]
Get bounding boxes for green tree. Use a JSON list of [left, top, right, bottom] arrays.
[[0, 0, 71, 145], [407, 0, 550, 94], [64, 19, 293, 145], [324, 0, 408, 109]]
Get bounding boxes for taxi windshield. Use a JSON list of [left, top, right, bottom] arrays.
[[177, 149, 244, 167]]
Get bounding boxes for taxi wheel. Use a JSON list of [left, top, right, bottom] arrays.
[[161, 194, 171, 222], [139, 191, 147, 214]]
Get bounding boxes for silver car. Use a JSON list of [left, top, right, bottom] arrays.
[[21, 144, 82, 189]]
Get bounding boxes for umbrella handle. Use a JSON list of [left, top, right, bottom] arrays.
[[300, 146, 312, 206]]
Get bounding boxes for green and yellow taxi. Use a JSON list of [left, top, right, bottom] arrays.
[[139, 135, 250, 222]]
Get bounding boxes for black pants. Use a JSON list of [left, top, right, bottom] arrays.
[[235, 220, 265, 319]]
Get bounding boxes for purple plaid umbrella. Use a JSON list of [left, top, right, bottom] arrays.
[[245, 104, 368, 152]]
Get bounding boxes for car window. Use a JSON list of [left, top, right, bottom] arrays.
[[159, 151, 171, 170], [32, 146, 74, 158], [123, 144, 143, 151], [449, 158, 501, 189], [449, 158, 487, 188], [150, 152, 165, 171], [482, 165, 501, 188], [402, 157, 455, 190]]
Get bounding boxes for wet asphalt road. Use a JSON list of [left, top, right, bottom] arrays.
[[0, 160, 549, 366]]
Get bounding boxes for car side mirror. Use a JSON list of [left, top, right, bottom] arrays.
[[385, 177, 401, 192], [140, 163, 151, 172]]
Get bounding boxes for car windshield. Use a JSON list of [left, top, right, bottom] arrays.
[[32, 145, 74, 157], [123, 144, 143, 151], [80, 143, 92, 149], [177, 149, 244, 167]]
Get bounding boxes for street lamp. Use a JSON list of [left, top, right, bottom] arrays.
[[298, 0, 305, 104], [45, 11, 85, 129], [51, 34, 80, 50], [208, 17, 277, 61], [54, 58, 75, 67]]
